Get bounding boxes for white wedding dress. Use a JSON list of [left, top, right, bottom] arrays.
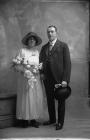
[[15, 48, 45, 120]]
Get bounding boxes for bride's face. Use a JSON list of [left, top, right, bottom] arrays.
[[27, 37, 36, 48]]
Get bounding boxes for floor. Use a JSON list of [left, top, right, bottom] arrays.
[[0, 118, 90, 140], [0, 97, 90, 140]]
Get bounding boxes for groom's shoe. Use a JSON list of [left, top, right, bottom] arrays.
[[43, 120, 56, 125], [56, 123, 63, 130]]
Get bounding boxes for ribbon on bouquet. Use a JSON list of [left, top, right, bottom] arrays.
[[24, 69, 37, 88]]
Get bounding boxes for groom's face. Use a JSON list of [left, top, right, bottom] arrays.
[[47, 26, 57, 42]]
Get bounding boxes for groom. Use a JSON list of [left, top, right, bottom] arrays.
[[39, 25, 71, 130]]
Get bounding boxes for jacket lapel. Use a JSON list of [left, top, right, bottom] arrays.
[[45, 42, 49, 56], [50, 39, 61, 55]]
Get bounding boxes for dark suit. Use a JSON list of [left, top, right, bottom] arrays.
[[39, 39, 71, 125]]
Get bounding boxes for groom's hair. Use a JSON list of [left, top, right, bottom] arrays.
[[47, 25, 57, 32]]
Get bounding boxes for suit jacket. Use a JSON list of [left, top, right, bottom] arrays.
[[39, 39, 71, 84]]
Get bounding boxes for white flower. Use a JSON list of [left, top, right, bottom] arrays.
[[12, 58, 17, 63], [33, 69, 37, 73], [24, 70, 33, 78], [26, 64, 31, 69], [17, 60, 21, 64], [23, 59, 28, 65], [16, 57, 22, 62], [12, 57, 21, 65]]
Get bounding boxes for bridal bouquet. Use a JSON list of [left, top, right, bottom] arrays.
[[12, 56, 43, 82], [12, 56, 26, 73]]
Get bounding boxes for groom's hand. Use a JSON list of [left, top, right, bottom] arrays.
[[55, 81, 67, 88], [61, 81, 67, 87], [55, 83, 61, 88]]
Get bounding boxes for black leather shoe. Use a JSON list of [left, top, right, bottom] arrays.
[[33, 122, 39, 128], [43, 120, 56, 125], [56, 123, 63, 130], [22, 120, 28, 128], [14, 119, 23, 127], [30, 120, 39, 128]]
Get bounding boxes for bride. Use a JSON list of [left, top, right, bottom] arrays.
[[12, 32, 45, 128]]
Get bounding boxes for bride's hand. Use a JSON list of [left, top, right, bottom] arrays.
[[39, 63, 43, 70]]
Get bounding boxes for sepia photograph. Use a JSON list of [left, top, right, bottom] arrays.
[[0, 0, 89, 140]]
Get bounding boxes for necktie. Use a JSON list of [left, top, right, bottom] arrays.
[[49, 43, 53, 51]]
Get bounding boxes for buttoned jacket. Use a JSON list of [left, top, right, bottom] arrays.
[[39, 39, 71, 84]]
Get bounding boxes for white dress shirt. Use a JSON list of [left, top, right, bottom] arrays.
[[49, 38, 57, 51]]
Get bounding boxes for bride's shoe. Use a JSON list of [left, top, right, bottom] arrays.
[[30, 120, 39, 128]]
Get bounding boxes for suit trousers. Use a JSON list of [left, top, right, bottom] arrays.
[[44, 78, 56, 123], [44, 78, 65, 125], [43, 59, 65, 125]]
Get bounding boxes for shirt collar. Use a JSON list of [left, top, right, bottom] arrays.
[[49, 38, 57, 46]]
